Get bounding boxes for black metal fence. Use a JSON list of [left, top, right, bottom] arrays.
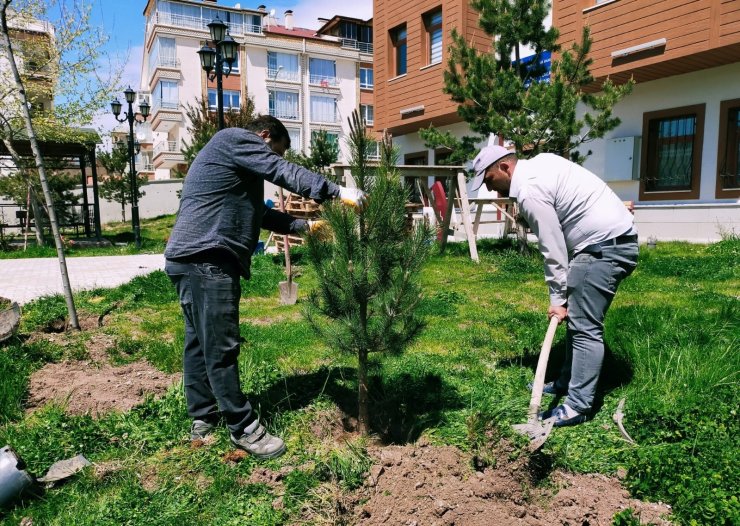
[[0, 202, 96, 240]]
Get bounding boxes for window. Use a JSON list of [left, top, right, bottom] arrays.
[[340, 21, 358, 40], [360, 67, 374, 89], [359, 25, 373, 44], [360, 104, 374, 125], [367, 140, 380, 160], [286, 128, 301, 152], [311, 130, 339, 150], [391, 25, 407, 76], [640, 104, 705, 200], [309, 58, 337, 85], [424, 8, 443, 65], [717, 98, 740, 198], [269, 90, 299, 120], [208, 89, 240, 110], [267, 51, 299, 81], [310, 94, 338, 123], [154, 80, 178, 110]]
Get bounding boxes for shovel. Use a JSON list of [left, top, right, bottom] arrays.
[[278, 188, 298, 305], [513, 315, 560, 451]]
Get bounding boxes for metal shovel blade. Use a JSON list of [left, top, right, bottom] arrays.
[[278, 281, 298, 305], [513, 417, 555, 452]]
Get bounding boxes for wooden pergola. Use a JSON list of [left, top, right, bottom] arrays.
[[0, 128, 103, 239]]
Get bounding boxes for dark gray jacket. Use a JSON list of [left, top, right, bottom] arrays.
[[165, 127, 340, 278]]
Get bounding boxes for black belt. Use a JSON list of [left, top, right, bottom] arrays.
[[581, 234, 638, 254]]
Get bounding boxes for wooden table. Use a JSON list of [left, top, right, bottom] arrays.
[[332, 164, 517, 263]]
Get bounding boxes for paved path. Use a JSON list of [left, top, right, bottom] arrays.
[[0, 254, 166, 304]]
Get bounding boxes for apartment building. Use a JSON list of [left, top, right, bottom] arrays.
[[140, 0, 374, 180], [0, 15, 56, 119], [372, 0, 491, 166], [373, 0, 740, 241], [560, 0, 740, 240]]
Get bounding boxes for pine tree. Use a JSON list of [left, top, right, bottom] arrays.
[[179, 96, 257, 174], [284, 129, 340, 182], [304, 111, 435, 435], [98, 143, 147, 222], [420, 0, 634, 163]]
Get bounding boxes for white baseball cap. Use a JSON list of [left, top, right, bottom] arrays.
[[470, 145, 512, 190]]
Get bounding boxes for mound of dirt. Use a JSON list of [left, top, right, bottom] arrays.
[[26, 359, 178, 417], [354, 443, 672, 526]]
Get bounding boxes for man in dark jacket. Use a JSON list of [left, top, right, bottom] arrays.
[[165, 115, 365, 459]]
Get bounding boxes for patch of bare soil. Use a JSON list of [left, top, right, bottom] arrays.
[[26, 357, 178, 417], [354, 443, 673, 526]]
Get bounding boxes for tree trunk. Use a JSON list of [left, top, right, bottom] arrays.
[[29, 190, 45, 246], [357, 347, 369, 435], [0, 138, 45, 246], [121, 203, 125, 222], [1, 3, 79, 329]]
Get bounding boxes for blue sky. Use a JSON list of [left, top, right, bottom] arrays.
[[82, 0, 372, 137]]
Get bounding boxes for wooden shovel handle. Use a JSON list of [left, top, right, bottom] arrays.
[[528, 315, 561, 420], [278, 188, 292, 282]]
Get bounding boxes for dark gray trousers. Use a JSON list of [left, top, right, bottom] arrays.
[[165, 256, 254, 435], [559, 241, 639, 413]]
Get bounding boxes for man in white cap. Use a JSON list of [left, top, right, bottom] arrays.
[[471, 146, 638, 427]]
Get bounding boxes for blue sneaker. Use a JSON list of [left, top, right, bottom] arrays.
[[539, 404, 588, 427], [528, 381, 568, 396]]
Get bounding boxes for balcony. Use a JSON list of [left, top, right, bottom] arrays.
[[340, 39, 373, 54], [268, 68, 300, 82], [153, 140, 184, 168], [269, 108, 299, 121], [308, 74, 339, 87], [150, 97, 181, 131], [147, 11, 262, 37], [149, 55, 181, 78], [310, 110, 340, 124]]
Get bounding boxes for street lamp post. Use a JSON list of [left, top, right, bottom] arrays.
[[197, 16, 239, 130], [111, 86, 150, 249]]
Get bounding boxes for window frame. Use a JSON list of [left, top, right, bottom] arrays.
[[639, 104, 705, 201], [360, 104, 374, 126], [308, 57, 337, 85], [423, 8, 443, 66], [716, 98, 740, 199], [310, 93, 338, 123], [359, 67, 374, 89], [390, 24, 407, 77], [268, 89, 300, 120], [208, 88, 240, 111]]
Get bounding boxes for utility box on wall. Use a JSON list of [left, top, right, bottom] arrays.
[[604, 136, 641, 181]]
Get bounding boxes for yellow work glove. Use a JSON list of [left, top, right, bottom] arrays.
[[307, 219, 332, 241], [338, 186, 368, 212]]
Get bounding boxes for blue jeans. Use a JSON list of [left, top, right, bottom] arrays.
[[558, 241, 638, 413], [165, 256, 254, 435]]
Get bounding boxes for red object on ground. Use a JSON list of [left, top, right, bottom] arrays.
[[431, 181, 447, 241]]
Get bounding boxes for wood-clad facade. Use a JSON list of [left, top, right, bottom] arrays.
[[373, 0, 490, 135], [554, 0, 740, 87]]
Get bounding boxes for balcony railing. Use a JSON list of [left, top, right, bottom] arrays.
[[154, 140, 181, 156], [340, 39, 373, 54], [308, 74, 339, 86], [151, 97, 179, 114], [137, 162, 155, 172], [269, 108, 299, 121], [268, 68, 300, 82], [149, 55, 180, 76], [149, 12, 262, 36], [311, 110, 340, 124]]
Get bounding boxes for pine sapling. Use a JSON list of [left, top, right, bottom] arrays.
[[305, 111, 434, 435]]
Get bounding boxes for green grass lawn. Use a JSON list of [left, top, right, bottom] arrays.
[[0, 215, 175, 259], [0, 238, 738, 525]]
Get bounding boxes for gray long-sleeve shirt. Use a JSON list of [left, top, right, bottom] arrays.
[[165, 127, 340, 278], [509, 154, 635, 306]]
